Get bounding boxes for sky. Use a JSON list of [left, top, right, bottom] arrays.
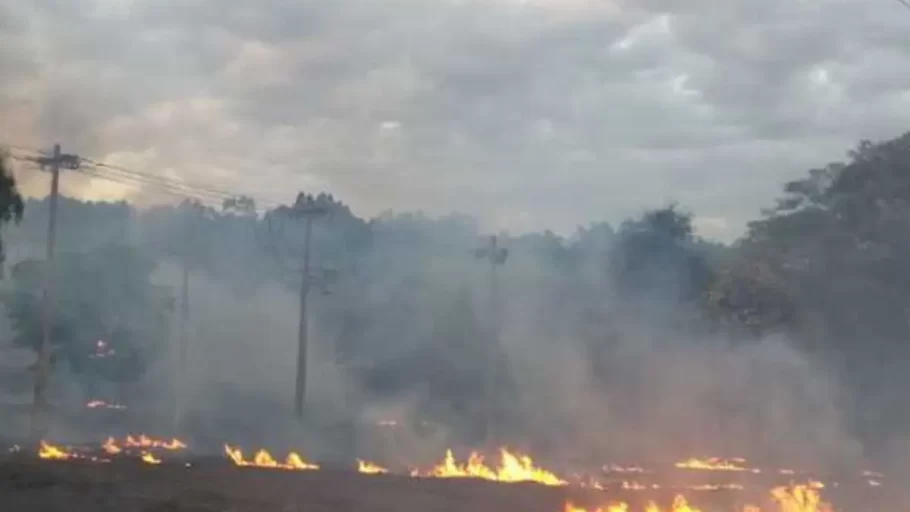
[[1, 0, 909, 241]]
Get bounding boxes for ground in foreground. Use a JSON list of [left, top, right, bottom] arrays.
[[0, 458, 564, 512]]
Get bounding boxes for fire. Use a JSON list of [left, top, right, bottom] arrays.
[[565, 485, 830, 512], [566, 495, 701, 512], [565, 501, 629, 512], [770, 484, 833, 512], [605, 464, 648, 473], [141, 452, 162, 465], [124, 435, 187, 451], [357, 459, 389, 474], [223, 445, 319, 471], [38, 441, 73, 460], [101, 435, 186, 458], [39, 436, 186, 464], [102, 437, 122, 455], [622, 481, 659, 491], [37, 441, 109, 463], [675, 457, 760, 474], [410, 448, 566, 486]]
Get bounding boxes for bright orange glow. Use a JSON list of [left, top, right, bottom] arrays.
[[409, 448, 566, 486], [101, 437, 122, 455], [38, 441, 73, 460], [223, 445, 319, 471], [141, 452, 162, 465], [124, 434, 187, 451], [675, 457, 760, 474], [357, 459, 389, 474], [770, 484, 833, 512], [564, 485, 830, 512]]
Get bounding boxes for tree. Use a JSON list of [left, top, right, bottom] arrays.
[[2, 244, 174, 397], [0, 152, 25, 274], [739, 131, 910, 445], [607, 205, 713, 308]]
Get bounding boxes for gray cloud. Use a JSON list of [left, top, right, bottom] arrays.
[[2, 0, 909, 240]]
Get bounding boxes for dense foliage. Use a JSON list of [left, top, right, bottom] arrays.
[[2, 245, 174, 392]]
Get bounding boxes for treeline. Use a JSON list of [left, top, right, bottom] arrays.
[[2, 131, 910, 450]]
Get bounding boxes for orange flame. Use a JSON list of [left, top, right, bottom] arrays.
[[101, 437, 122, 455], [124, 434, 186, 451], [140, 452, 162, 465], [37, 441, 109, 463], [770, 484, 833, 512], [410, 448, 566, 486], [223, 445, 319, 471], [357, 459, 389, 474], [38, 441, 73, 460], [675, 457, 760, 473], [566, 485, 834, 512]]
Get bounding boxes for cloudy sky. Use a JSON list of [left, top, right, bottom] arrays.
[[1, 0, 909, 240]]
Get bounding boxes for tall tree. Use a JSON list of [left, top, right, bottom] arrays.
[[740, 131, 910, 444]]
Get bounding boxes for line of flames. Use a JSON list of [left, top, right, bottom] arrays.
[[223, 447, 874, 495], [565, 483, 832, 512], [223, 445, 320, 471], [35, 438, 883, 511], [38, 435, 187, 466]]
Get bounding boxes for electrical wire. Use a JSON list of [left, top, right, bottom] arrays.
[[2, 142, 282, 214], [74, 166, 226, 209], [79, 164, 236, 202], [80, 157, 240, 201]]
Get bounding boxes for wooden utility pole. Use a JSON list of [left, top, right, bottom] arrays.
[[265, 193, 336, 420], [475, 234, 508, 442], [30, 144, 80, 439]]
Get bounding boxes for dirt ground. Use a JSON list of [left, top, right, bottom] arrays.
[[0, 453, 902, 511], [0, 456, 567, 512]]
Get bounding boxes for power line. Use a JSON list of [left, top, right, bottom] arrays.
[[76, 165, 235, 208], [895, 0, 910, 11], [3, 143, 282, 214], [80, 157, 241, 201], [78, 161, 283, 212]]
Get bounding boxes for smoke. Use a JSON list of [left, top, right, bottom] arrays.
[[0, 194, 897, 488], [479, 246, 866, 475]]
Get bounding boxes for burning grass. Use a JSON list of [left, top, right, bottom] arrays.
[[564, 484, 834, 512], [29, 437, 887, 511], [37, 435, 187, 466]]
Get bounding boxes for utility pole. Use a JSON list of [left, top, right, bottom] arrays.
[[30, 144, 80, 440], [474, 234, 508, 443], [264, 193, 337, 420], [174, 202, 201, 429], [294, 200, 321, 419]]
